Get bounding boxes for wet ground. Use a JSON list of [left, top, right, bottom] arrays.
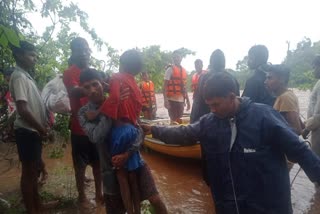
[[0, 90, 319, 214]]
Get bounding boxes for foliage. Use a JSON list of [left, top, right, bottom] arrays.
[[52, 114, 70, 142], [231, 56, 252, 89], [284, 38, 320, 89]]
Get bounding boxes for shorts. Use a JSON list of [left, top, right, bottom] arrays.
[[71, 134, 99, 169], [111, 124, 144, 171], [168, 100, 184, 121], [15, 128, 42, 162], [104, 164, 158, 213]]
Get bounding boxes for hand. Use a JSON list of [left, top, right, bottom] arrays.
[[302, 129, 310, 139], [85, 111, 99, 121], [164, 100, 170, 109], [120, 87, 130, 100], [112, 152, 129, 168], [39, 126, 49, 139], [140, 123, 152, 135]]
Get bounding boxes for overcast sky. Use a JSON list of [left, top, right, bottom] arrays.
[[32, 0, 320, 71]]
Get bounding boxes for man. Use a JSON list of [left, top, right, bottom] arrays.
[[142, 72, 320, 214], [9, 41, 55, 213], [62, 37, 103, 205], [191, 59, 206, 99], [163, 50, 190, 124], [78, 69, 168, 214], [190, 49, 239, 123], [265, 64, 303, 135], [303, 55, 320, 156], [140, 71, 157, 120], [242, 45, 275, 106]]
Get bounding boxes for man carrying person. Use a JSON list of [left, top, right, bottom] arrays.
[[303, 55, 320, 156], [9, 41, 56, 213], [265, 64, 303, 135], [140, 71, 157, 120], [242, 45, 275, 106], [78, 69, 168, 214], [63, 37, 103, 206], [142, 72, 320, 214], [163, 50, 190, 124]]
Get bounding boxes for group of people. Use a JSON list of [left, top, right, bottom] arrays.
[[4, 35, 320, 214]]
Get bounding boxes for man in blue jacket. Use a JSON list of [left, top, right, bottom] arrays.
[[142, 72, 320, 214]]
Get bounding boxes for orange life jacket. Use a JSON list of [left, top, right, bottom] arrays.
[[191, 70, 207, 92], [140, 80, 156, 108], [166, 65, 187, 97]]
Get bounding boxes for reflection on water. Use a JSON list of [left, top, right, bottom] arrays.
[[0, 90, 320, 213]]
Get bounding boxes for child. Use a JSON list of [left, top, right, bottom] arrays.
[[87, 49, 144, 213]]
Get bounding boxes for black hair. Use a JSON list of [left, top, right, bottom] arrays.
[[11, 41, 36, 60], [2, 67, 15, 76], [119, 49, 143, 75], [172, 50, 182, 56], [79, 68, 102, 84], [195, 59, 203, 64], [203, 72, 238, 99], [267, 64, 290, 85], [70, 37, 89, 52], [313, 55, 320, 67], [209, 49, 225, 73], [248, 45, 269, 64]]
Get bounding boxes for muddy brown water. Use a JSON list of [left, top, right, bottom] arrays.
[[0, 90, 319, 214]]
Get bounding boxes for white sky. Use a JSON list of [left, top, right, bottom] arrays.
[[32, 0, 320, 71]]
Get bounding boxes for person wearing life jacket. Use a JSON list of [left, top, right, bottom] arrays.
[[163, 50, 190, 124], [191, 59, 206, 99], [140, 71, 157, 120]]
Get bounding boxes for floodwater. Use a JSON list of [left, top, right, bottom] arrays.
[[0, 90, 320, 214]]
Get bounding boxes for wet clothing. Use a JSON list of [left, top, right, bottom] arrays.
[[273, 90, 300, 113], [190, 71, 240, 123], [15, 128, 42, 162], [242, 68, 275, 106], [9, 66, 47, 132], [100, 72, 142, 125], [168, 100, 185, 122], [152, 98, 320, 214], [71, 134, 99, 169], [164, 65, 187, 101], [306, 80, 320, 156], [63, 65, 88, 135], [111, 124, 144, 171]]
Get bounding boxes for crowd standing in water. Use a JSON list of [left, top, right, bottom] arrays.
[[3, 36, 320, 214]]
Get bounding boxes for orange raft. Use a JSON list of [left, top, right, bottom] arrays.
[[142, 117, 201, 159]]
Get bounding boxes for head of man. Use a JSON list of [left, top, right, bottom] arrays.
[[209, 49, 225, 73], [3, 67, 14, 83], [70, 37, 91, 69], [247, 45, 269, 70], [172, 50, 182, 66], [11, 41, 37, 71], [80, 69, 104, 104], [265, 64, 290, 95], [119, 49, 143, 76], [194, 59, 203, 73], [141, 71, 150, 81], [312, 55, 320, 79], [203, 72, 239, 119]]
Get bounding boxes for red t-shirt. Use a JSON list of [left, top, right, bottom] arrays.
[[63, 65, 88, 135], [100, 72, 142, 125]]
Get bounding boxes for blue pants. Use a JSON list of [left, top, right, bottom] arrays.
[[111, 124, 144, 171]]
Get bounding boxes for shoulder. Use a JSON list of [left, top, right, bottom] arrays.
[[63, 65, 80, 78]]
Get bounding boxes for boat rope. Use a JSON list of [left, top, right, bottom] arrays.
[[290, 140, 312, 187]]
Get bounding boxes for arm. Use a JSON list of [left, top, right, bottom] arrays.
[[184, 90, 190, 111], [63, 70, 85, 98], [163, 80, 170, 109], [151, 119, 202, 145], [78, 106, 112, 144], [281, 111, 303, 135], [16, 101, 47, 136], [266, 110, 320, 183]]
